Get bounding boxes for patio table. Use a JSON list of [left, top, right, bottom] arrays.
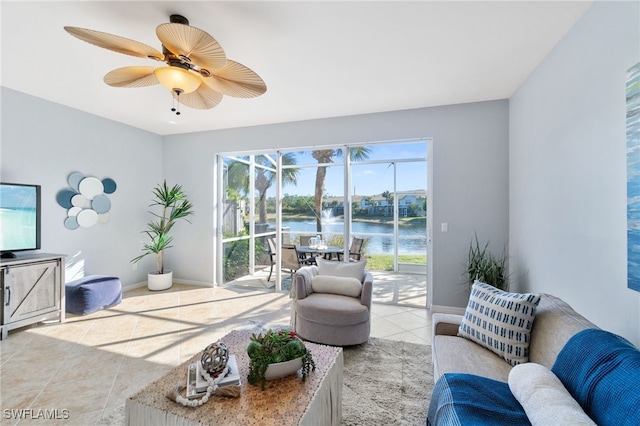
[[297, 245, 344, 260]]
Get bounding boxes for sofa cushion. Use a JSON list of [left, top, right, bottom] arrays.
[[296, 293, 369, 326], [432, 334, 513, 383], [458, 281, 541, 366], [508, 362, 596, 426], [316, 258, 366, 281], [552, 328, 640, 426], [427, 373, 530, 426], [311, 275, 362, 297]]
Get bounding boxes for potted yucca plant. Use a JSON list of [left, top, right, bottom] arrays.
[[131, 180, 194, 291], [464, 234, 509, 291]]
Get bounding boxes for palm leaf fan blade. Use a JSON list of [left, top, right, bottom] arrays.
[[176, 83, 223, 109], [156, 23, 226, 72], [204, 60, 267, 98], [104, 66, 159, 88], [64, 26, 164, 60]]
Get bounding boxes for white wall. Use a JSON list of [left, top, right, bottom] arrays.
[[163, 100, 510, 309], [510, 1, 640, 346], [1, 87, 163, 285]]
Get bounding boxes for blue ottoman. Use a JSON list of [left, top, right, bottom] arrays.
[[65, 275, 122, 315]]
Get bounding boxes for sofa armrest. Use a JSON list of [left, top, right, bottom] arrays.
[[433, 313, 463, 336], [360, 271, 373, 310]]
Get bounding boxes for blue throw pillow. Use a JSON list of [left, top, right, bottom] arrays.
[[551, 329, 640, 426]]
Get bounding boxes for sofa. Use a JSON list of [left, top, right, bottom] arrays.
[[428, 282, 640, 425], [291, 259, 373, 346]]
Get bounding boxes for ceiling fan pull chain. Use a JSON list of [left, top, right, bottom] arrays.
[[171, 91, 181, 115]]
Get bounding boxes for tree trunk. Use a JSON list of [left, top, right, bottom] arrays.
[[314, 165, 326, 232], [255, 169, 270, 223], [312, 149, 335, 233], [259, 192, 267, 224]]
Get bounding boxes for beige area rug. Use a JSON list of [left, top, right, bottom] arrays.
[[98, 336, 433, 425], [341, 338, 433, 425]]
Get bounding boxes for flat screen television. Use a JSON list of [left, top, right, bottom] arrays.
[[0, 182, 41, 258]]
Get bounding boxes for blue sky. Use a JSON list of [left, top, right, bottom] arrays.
[[280, 141, 427, 197]]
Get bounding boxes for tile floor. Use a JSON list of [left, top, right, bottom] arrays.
[[229, 269, 429, 308], [0, 283, 431, 425]]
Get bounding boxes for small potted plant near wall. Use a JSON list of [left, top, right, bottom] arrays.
[[131, 180, 194, 291]]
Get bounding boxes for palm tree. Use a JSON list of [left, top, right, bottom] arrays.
[[382, 190, 394, 216], [226, 154, 299, 224], [311, 147, 371, 232]]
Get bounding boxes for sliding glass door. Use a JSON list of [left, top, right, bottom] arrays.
[[217, 140, 428, 303]]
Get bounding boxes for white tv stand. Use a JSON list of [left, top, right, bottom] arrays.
[[1, 253, 66, 340]]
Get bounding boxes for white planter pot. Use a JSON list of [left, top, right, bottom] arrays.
[[264, 357, 303, 380], [148, 271, 173, 291]]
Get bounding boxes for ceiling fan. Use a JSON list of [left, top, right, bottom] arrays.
[[64, 14, 266, 114]]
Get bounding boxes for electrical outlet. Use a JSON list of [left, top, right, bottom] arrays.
[[441, 223, 448, 232], [132, 262, 138, 270]]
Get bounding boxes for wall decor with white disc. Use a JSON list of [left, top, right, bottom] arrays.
[[57, 172, 117, 229]]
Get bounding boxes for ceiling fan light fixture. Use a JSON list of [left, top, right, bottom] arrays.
[[154, 66, 201, 95], [65, 14, 266, 114]]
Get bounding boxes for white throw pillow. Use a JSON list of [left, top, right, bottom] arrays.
[[508, 363, 596, 426], [311, 275, 363, 297], [316, 258, 367, 282], [458, 281, 541, 366]]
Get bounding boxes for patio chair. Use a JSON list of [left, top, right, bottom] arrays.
[[267, 238, 313, 281], [338, 237, 364, 261], [298, 235, 316, 263], [299, 235, 312, 246]]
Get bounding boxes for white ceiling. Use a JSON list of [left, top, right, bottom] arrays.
[[1, 1, 592, 136]]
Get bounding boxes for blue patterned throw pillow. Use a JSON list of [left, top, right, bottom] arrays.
[[458, 281, 541, 366]]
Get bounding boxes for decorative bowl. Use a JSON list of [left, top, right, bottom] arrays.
[[264, 357, 303, 380]]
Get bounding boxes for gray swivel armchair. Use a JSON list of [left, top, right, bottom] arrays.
[[291, 261, 373, 346]]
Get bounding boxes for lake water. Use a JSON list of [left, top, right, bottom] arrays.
[[275, 218, 427, 255]]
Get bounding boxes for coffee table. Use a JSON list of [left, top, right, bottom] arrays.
[[125, 329, 343, 425]]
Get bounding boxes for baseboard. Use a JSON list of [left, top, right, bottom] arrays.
[[122, 281, 147, 292], [430, 305, 466, 315], [173, 278, 214, 287]]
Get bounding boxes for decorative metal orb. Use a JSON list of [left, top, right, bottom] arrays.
[[201, 342, 229, 376]]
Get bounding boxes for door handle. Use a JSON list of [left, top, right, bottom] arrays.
[[4, 287, 9, 306]]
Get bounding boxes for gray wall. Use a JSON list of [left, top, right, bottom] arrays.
[[1, 87, 163, 285], [164, 100, 510, 309], [510, 1, 640, 346], [1, 89, 509, 310]]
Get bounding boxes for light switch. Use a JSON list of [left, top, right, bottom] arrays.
[[441, 223, 448, 232]]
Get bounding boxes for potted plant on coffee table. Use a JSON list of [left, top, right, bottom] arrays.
[[131, 180, 194, 291], [246, 329, 316, 390]]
